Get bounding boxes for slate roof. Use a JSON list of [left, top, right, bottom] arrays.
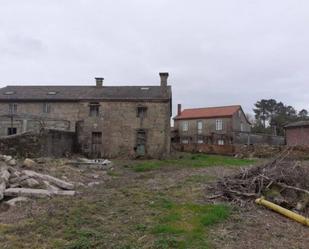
[[0, 85, 171, 102], [174, 105, 242, 120], [284, 120, 309, 128]]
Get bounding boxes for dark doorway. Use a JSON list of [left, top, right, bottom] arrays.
[[136, 129, 146, 156], [8, 127, 17, 135], [91, 132, 102, 158]]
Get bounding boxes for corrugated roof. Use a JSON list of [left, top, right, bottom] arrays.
[[174, 105, 241, 120], [284, 120, 309, 128], [0, 85, 171, 101]]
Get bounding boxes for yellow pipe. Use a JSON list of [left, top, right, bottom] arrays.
[[255, 197, 309, 227]]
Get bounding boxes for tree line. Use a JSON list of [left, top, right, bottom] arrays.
[[250, 99, 308, 136]]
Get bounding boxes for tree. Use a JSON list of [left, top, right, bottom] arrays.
[[253, 99, 299, 136], [298, 109, 308, 119]]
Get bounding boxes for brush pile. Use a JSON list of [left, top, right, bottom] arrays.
[[0, 155, 75, 206], [211, 148, 309, 215]]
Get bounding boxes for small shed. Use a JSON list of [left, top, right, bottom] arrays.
[[284, 121, 309, 146]]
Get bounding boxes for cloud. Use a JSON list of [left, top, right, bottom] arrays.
[[0, 0, 308, 115]]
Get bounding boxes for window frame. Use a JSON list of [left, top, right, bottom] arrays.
[[197, 120, 203, 134], [137, 106, 148, 118], [182, 121, 189, 132], [43, 103, 51, 113], [218, 139, 224, 145], [215, 119, 223, 131], [89, 102, 100, 117], [9, 103, 17, 114]]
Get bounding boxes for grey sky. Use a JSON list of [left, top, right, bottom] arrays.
[[0, 0, 308, 116]]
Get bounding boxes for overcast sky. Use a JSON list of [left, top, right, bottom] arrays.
[[0, 0, 308, 116]]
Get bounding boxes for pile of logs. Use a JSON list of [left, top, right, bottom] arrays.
[[210, 148, 309, 214], [0, 155, 75, 206]]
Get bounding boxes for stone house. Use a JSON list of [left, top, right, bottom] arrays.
[[0, 73, 172, 158], [284, 121, 309, 146], [173, 105, 251, 145]]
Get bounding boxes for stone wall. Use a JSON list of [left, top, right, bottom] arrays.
[[0, 130, 75, 158], [0, 101, 80, 135], [77, 101, 171, 158]]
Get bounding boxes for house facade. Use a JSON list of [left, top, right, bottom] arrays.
[[284, 121, 309, 146], [0, 73, 172, 158], [173, 105, 251, 145]]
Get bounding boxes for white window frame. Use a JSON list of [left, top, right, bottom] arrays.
[[216, 119, 223, 131], [218, 139, 224, 145], [182, 121, 189, 132], [197, 120, 203, 134], [182, 139, 189, 144], [197, 139, 204, 144]]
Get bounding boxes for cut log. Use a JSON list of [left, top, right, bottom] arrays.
[[0, 166, 10, 200], [22, 170, 74, 190], [4, 188, 75, 198], [4, 188, 52, 198], [43, 180, 60, 192], [6, 197, 29, 206]]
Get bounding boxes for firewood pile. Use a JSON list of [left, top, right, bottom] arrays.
[[0, 155, 75, 206], [210, 148, 309, 215]]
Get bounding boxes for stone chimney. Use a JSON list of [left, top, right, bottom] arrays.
[[159, 72, 169, 87], [95, 77, 104, 87], [177, 104, 182, 116]]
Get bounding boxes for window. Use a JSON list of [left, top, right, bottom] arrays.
[[240, 123, 244, 132], [137, 106, 147, 118], [8, 127, 17, 135], [182, 121, 188, 131], [4, 91, 15, 95], [238, 110, 242, 117], [9, 103, 17, 114], [89, 102, 100, 117], [197, 121, 203, 134], [197, 139, 204, 144], [43, 103, 51, 113], [216, 119, 223, 131], [47, 91, 57, 95], [182, 139, 189, 144], [218, 139, 224, 145]]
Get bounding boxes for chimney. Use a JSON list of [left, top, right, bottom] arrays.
[[95, 77, 104, 87], [177, 104, 182, 116], [159, 72, 169, 87]]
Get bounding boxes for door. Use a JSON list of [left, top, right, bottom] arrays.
[[136, 130, 146, 156], [91, 132, 102, 158]]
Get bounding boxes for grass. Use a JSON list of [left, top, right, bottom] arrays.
[[133, 154, 255, 172], [150, 197, 231, 249]]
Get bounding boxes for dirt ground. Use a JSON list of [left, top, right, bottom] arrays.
[[0, 156, 308, 249]]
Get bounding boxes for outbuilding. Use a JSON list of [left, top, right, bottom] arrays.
[[284, 121, 309, 146]]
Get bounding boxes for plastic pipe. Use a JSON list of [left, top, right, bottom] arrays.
[[255, 197, 309, 227]]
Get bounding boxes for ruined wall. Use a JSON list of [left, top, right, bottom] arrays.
[[0, 130, 75, 158], [0, 102, 80, 135], [77, 101, 171, 158]]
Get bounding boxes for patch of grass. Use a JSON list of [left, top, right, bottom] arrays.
[[132, 154, 255, 172], [150, 198, 231, 248]]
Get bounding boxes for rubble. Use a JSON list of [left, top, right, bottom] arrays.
[[210, 148, 309, 216], [0, 154, 76, 206], [68, 158, 113, 170]]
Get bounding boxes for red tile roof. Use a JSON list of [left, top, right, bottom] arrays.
[[174, 105, 241, 120]]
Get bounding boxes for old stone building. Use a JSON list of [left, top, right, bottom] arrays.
[[173, 105, 251, 145], [0, 73, 172, 158]]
